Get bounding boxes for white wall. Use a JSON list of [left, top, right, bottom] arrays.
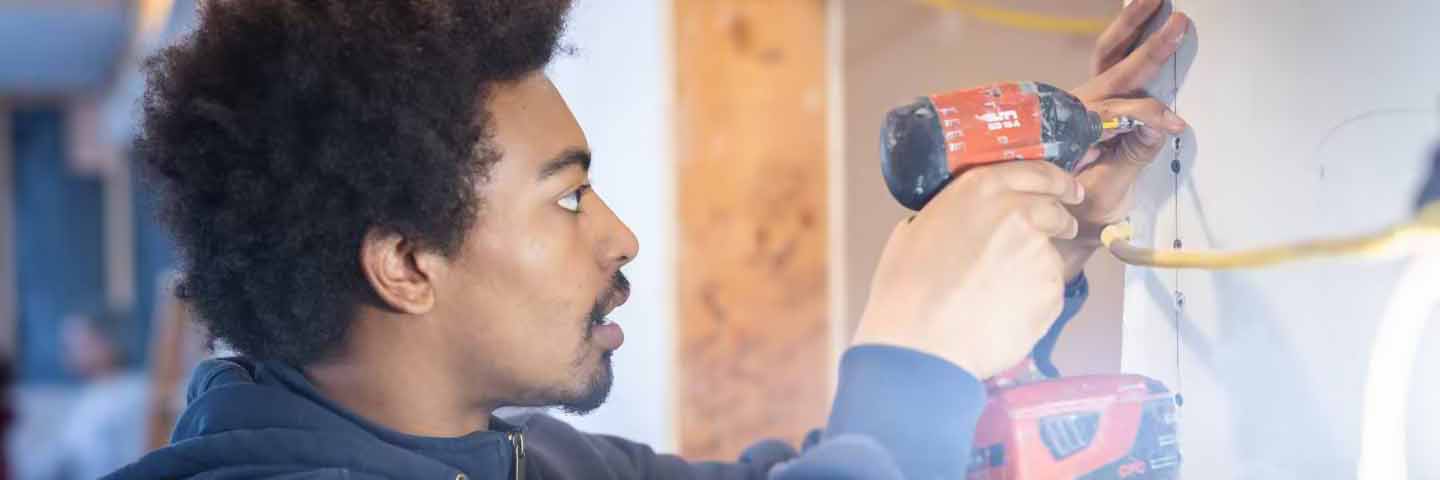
[[1122, 1, 1440, 478], [545, 0, 676, 451]]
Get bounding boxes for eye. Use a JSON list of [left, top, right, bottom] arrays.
[[558, 185, 590, 213]]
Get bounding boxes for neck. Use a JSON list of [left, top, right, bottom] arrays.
[[304, 312, 497, 437]]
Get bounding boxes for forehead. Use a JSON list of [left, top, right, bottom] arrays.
[[486, 73, 587, 174]]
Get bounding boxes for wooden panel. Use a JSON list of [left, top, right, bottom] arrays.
[[674, 0, 830, 461]]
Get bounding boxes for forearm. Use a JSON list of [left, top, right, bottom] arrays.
[[817, 345, 987, 479], [802, 272, 1091, 478], [655, 273, 1092, 479]]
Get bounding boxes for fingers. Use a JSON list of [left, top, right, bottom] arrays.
[[1074, 146, 1104, 171], [1073, 159, 1141, 225], [1023, 197, 1081, 240], [1093, 97, 1187, 141], [968, 161, 1084, 205], [1092, 0, 1163, 76], [1096, 12, 1190, 95], [1097, 98, 1184, 167]]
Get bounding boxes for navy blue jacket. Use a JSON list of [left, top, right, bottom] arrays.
[[107, 278, 1086, 479]]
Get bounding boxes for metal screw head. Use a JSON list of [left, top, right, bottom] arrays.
[[1173, 239, 1183, 249], [1170, 159, 1182, 174]]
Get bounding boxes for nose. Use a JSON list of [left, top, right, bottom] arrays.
[[612, 220, 639, 269], [591, 194, 639, 270]]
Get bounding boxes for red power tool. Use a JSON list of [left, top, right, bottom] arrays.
[[879, 81, 1181, 480]]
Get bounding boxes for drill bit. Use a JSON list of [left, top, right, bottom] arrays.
[[1101, 116, 1145, 133]]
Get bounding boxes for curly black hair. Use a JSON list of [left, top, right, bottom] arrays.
[[138, 0, 572, 365]]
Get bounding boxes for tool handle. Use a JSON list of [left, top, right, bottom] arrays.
[[988, 273, 1088, 389], [1034, 273, 1088, 378]]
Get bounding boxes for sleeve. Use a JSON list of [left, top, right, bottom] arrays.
[[559, 274, 1090, 480], [793, 346, 985, 480], [554, 347, 980, 480]]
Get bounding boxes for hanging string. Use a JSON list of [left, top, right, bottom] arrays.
[[1170, 28, 1185, 408]]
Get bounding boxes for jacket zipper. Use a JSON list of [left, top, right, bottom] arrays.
[[508, 431, 526, 480]]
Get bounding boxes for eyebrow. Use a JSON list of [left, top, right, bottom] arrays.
[[537, 148, 592, 181]]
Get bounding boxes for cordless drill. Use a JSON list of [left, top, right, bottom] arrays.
[[880, 81, 1181, 480]]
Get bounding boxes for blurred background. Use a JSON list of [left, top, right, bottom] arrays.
[[2, 0, 1438, 479], [1, 1, 197, 478]]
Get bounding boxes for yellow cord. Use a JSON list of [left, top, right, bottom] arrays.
[[916, 0, 1109, 36], [1101, 201, 1440, 269]]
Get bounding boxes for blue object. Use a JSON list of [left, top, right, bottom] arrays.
[[0, 5, 130, 95], [13, 108, 106, 382], [1418, 145, 1440, 211]]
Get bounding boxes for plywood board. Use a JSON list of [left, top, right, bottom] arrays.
[[674, 0, 831, 461]]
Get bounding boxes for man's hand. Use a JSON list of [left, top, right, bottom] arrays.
[[853, 162, 1083, 379], [1061, 0, 1192, 278]]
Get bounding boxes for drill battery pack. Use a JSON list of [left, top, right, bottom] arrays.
[[967, 375, 1181, 480]]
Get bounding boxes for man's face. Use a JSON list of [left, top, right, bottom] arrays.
[[431, 72, 637, 414]]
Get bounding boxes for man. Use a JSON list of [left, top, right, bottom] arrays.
[[34, 311, 148, 479], [109, 0, 1188, 478]]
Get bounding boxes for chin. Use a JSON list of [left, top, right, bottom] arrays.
[[558, 351, 614, 415]]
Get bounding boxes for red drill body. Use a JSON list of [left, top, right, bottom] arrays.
[[880, 81, 1102, 210]]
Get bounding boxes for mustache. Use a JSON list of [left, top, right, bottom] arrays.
[[586, 271, 630, 326], [608, 271, 630, 299]]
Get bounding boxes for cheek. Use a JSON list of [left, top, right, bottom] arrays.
[[514, 225, 595, 325], [469, 217, 594, 338], [481, 222, 603, 384]]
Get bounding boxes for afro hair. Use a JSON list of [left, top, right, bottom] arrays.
[[138, 0, 572, 365]]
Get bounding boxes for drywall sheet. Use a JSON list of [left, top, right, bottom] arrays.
[[1121, 1, 1440, 478]]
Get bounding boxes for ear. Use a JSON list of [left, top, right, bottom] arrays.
[[359, 228, 440, 314]]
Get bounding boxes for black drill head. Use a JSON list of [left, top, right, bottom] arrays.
[[880, 97, 954, 211], [1418, 144, 1440, 211]]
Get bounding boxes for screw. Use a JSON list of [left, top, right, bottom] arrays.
[[1173, 239, 1183, 249], [1170, 159, 1181, 174], [1175, 393, 1185, 407]]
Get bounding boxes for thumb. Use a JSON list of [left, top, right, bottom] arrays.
[[1115, 125, 1170, 166], [1136, 123, 1167, 148]]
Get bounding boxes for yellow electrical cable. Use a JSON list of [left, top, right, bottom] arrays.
[[1101, 201, 1440, 269], [916, 0, 1109, 35]]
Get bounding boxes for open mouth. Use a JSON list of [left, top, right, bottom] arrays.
[[587, 271, 631, 336], [589, 278, 630, 327], [592, 286, 630, 326]]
